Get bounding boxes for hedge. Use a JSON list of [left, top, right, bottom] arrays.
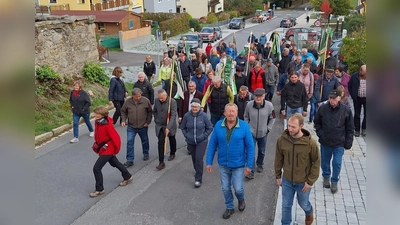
[[142, 13, 190, 37]]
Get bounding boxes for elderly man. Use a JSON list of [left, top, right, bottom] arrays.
[[278, 48, 291, 76], [133, 72, 154, 105], [121, 88, 153, 167], [306, 56, 318, 74], [206, 103, 255, 219], [191, 67, 207, 93], [308, 45, 318, 61], [201, 76, 234, 125], [215, 51, 228, 76], [264, 58, 279, 101], [209, 48, 220, 71], [179, 53, 194, 89], [297, 63, 314, 100], [315, 67, 340, 104], [348, 64, 366, 137], [287, 55, 303, 74], [179, 81, 205, 124], [300, 48, 316, 64]]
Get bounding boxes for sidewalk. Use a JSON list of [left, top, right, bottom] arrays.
[[273, 118, 367, 225]]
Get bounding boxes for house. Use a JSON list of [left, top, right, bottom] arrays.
[[175, 0, 223, 19], [143, 0, 176, 13], [36, 0, 144, 14], [51, 10, 143, 35]]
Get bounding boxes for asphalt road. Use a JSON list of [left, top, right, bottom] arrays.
[[36, 6, 306, 225]]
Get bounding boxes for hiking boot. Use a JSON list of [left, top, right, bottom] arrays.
[[123, 161, 134, 168], [119, 176, 133, 186], [245, 173, 254, 180], [257, 166, 263, 173], [354, 131, 360, 137], [361, 129, 366, 137], [89, 190, 104, 198], [156, 162, 165, 170], [194, 181, 202, 188], [238, 199, 246, 211], [89, 132, 94, 137], [222, 209, 235, 219], [168, 154, 175, 161], [305, 209, 314, 225], [143, 155, 149, 161], [188, 150, 191, 155], [70, 137, 79, 143], [331, 182, 338, 194], [323, 177, 330, 188]]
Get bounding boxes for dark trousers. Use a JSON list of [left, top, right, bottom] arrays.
[[183, 77, 190, 89], [112, 100, 125, 124], [188, 141, 208, 182], [93, 155, 131, 191], [353, 97, 366, 131], [265, 84, 275, 101], [157, 128, 177, 163]]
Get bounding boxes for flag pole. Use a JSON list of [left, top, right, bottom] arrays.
[[245, 31, 253, 76], [319, 32, 329, 100], [164, 47, 176, 156], [267, 32, 276, 59]]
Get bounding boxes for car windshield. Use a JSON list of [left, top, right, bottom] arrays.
[[184, 35, 198, 41], [231, 19, 240, 23], [214, 27, 220, 31], [201, 28, 213, 33]]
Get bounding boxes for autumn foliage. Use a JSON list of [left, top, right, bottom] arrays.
[[320, 0, 333, 18]]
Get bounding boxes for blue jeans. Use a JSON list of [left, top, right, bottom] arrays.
[[286, 106, 303, 119], [126, 126, 149, 162], [281, 177, 313, 225], [266, 84, 275, 101], [210, 112, 225, 126], [218, 165, 245, 209], [72, 113, 93, 138], [252, 135, 267, 173], [320, 145, 344, 183], [309, 102, 318, 122]]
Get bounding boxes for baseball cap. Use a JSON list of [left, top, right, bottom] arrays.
[[325, 67, 334, 73], [329, 89, 342, 98], [254, 88, 265, 96]]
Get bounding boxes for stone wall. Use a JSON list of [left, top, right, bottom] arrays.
[[35, 15, 99, 77]]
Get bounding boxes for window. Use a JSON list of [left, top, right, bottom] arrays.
[[183, 8, 186, 12], [168, 9, 172, 13], [129, 20, 133, 29], [77, 0, 85, 3], [97, 22, 105, 30], [49, 0, 57, 3]]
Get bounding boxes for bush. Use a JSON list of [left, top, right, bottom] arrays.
[[217, 12, 230, 21], [35, 65, 66, 96], [189, 18, 201, 32], [340, 27, 366, 74], [227, 11, 238, 19], [159, 13, 190, 37], [81, 62, 109, 86], [206, 12, 218, 24], [343, 14, 366, 34]]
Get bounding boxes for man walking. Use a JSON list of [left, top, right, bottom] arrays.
[[206, 103, 255, 219], [264, 58, 279, 101], [120, 88, 153, 167], [281, 71, 308, 119], [244, 88, 276, 179], [275, 113, 320, 225], [179, 53, 194, 89], [348, 64, 366, 137], [314, 89, 354, 193], [133, 72, 154, 105]]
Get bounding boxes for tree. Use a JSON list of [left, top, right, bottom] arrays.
[[339, 27, 366, 74], [206, 13, 218, 24], [311, 0, 353, 16], [320, 1, 333, 18], [343, 14, 366, 34]]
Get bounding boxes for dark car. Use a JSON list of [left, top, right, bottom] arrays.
[[289, 17, 297, 26], [177, 33, 203, 53], [280, 19, 291, 28], [199, 27, 217, 42], [285, 27, 321, 41], [229, 17, 245, 29], [214, 26, 222, 40]]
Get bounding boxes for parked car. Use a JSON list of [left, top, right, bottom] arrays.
[[177, 33, 203, 53], [214, 26, 222, 40], [330, 39, 343, 58], [289, 17, 297, 26], [199, 27, 217, 42], [229, 17, 245, 29], [280, 19, 291, 28], [285, 27, 321, 41]]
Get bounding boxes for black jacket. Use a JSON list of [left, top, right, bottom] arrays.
[[109, 77, 127, 101], [234, 74, 248, 92], [70, 90, 91, 116], [234, 94, 253, 120], [314, 102, 354, 149], [143, 61, 156, 77], [179, 58, 193, 78], [278, 54, 291, 74], [348, 71, 360, 100], [133, 80, 154, 104], [191, 59, 200, 70], [281, 81, 308, 111]]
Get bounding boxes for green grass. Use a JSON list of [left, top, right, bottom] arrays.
[[108, 47, 122, 52]]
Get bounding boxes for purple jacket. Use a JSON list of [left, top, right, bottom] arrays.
[[338, 72, 351, 97]]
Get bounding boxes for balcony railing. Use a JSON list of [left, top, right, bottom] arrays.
[[208, 0, 220, 7], [91, 0, 130, 11], [36, 4, 70, 15]]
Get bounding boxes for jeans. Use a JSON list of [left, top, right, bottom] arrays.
[[188, 141, 208, 182], [157, 128, 177, 163], [126, 126, 150, 162], [252, 135, 267, 173], [320, 145, 344, 183], [210, 112, 225, 126], [112, 100, 125, 125], [93, 155, 131, 191], [265, 84, 275, 101], [286, 106, 303, 119], [309, 102, 318, 122], [72, 113, 93, 138], [218, 165, 245, 209], [353, 97, 366, 132], [281, 177, 313, 225]]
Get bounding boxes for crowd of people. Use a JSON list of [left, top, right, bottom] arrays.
[[67, 35, 366, 224]]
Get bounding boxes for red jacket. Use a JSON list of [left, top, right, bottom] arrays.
[[94, 117, 121, 156], [249, 68, 266, 92], [205, 45, 212, 56]]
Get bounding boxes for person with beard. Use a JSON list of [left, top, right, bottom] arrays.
[[143, 55, 156, 81], [275, 113, 320, 225]]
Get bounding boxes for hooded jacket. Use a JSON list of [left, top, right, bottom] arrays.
[[275, 129, 320, 185], [281, 81, 308, 110], [244, 100, 276, 138], [265, 64, 279, 85], [180, 109, 213, 145], [94, 117, 121, 156]]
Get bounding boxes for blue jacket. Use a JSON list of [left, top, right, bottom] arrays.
[[191, 73, 208, 93], [314, 75, 339, 102], [108, 77, 127, 101], [348, 71, 360, 100], [259, 35, 267, 45], [209, 55, 220, 71], [180, 109, 213, 145], [301, 52, 316, 64], [206, 119, 255, 169]]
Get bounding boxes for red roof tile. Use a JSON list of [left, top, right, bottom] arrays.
[[51, 10, 141, 23]]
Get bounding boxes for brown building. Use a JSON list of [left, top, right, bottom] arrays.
[[51, 10, 142, 35]]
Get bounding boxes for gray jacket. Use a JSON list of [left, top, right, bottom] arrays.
[[153, 97, 178, 136], [264, 64, 279, 85], [244, 100, 276, 138]]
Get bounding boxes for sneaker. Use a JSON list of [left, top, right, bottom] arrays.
[[222, 209, 235, 219], [354, 131, 360, 137], [361, 129, 366, 137], [123, 161, 134, 168], [194, 181, 202, 188], [156, 162, 165, 170], [89, 190, 104, 197], [305, 208, 314, 225], [257, 166, 263, 173], [70, 137, 79, 143], [323, 177, 330, 188], [245, 173, 254, 180], [89, 132, 94, 137], [143, 155, 149, 161], [238, 199, 246, 211], [331, 182, 338, 194], [119, 176, 133, 186]]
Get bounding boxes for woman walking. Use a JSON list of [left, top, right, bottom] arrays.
[[180, 98, 213, 187], [69, 80, 94, 143], [143, 55, 156, 82], [109, 66, 128, 125], [90, 106, 133, 197]]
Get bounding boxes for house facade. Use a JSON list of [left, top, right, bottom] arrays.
[[175, 0, 223, 19], [143, 0, 176, 13]]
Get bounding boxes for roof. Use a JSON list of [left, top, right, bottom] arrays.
[[51, 10, 142, 23]]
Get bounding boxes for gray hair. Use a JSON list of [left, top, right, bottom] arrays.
[[188, 81, 196, 86], [283, 48, 289, 53], [157, 89, 167, 95], [307, 56, 313, 61], [212, 76, 222, 83], [224, 103, 238, 112], [132, 88, 142, 95], [137, 72, 146, 78]]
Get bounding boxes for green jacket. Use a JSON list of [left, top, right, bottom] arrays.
[[275, 129, 320, 185]]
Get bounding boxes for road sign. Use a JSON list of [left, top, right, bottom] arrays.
[[314, 19, 321, 27]]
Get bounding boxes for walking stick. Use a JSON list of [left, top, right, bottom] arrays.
[[245, 31, 253, 77], [164, 47, 176, 156], [319, 36, 329, 100]]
